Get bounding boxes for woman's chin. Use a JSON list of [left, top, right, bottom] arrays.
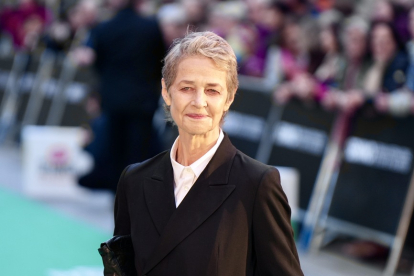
[[179, 124, 217, 137]]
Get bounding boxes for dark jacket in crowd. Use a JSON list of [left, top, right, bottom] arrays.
[[382, 51, 409, 93], [87, 7, 165, 115], [79, 8, 165, 192]]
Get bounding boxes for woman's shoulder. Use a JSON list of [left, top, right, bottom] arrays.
[[232, 149, 280, 181], [123, 150, 170, 178]]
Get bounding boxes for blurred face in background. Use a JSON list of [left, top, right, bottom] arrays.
[[371, 24, 397, 63], [261, 5, 284, 31], [161, 21, 187, 46], [106, 0, 129, 10], [19, 0, 36, 7], [246, 0, 268, 26], [69, 1, 98, 30], [320, 27, 338, 53], [283, 23, 303, 55], [372, 0, 394, 22], [344, 27, 367, 62], [181, 0, 206, 25]]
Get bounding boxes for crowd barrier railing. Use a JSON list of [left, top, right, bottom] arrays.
[[224, 85, 414, 276], [311, 108, 414, 276], [0, 51, 413, 275], [0, 50, 93, 144]]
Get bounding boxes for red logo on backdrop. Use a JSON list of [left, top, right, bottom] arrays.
[[47, 147, 69, 167], [40, 144, 73, 174]]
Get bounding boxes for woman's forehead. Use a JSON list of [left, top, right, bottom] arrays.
[[174, 56, 227, 85]]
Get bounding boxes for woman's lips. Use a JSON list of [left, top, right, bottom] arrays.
[[186, 113, 207, 119]]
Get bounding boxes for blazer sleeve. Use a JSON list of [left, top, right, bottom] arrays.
[[252, 167, 304, 276], [113, 165, 132, 236]]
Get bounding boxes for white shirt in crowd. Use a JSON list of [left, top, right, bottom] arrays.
[[170, 129, 225, 207]]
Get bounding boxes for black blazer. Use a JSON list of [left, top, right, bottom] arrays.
[[114, 134, 303, 276]]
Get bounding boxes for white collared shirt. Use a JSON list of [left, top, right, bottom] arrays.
[[170, 130, 224, 207]]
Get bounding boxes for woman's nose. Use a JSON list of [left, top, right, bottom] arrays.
[[193, 90, 207, 108]]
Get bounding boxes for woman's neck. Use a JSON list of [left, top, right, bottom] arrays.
[[176, 129, 220, 166]]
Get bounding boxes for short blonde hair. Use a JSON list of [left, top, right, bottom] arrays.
[[162, 31, 238, 122]]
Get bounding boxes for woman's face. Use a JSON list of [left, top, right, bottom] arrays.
[[345, 28, 367, 61], [371, 24, 397, 62], [162, 56, 234, 137], [284, 24, 303, 54], [320, 28, 337, 53], [372, 1, 394, 22]]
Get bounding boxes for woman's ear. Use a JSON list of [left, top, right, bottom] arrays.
[[161, 78, 171, 106]]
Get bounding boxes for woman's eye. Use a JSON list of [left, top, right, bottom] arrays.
[[207, 89, 219, 94], [181, 87, 192, 91]]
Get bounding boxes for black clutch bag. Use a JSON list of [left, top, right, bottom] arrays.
[[98, 235, 137, 276]]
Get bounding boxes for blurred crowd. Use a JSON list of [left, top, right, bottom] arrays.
[[2, 0, 414, 265], [2, 0, 414, 190], [2, 0, 414, 115]]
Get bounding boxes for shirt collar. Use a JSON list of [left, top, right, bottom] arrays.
[[170, 129, 224, 184]]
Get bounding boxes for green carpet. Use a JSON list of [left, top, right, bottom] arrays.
[[0, 187, 110, 276]]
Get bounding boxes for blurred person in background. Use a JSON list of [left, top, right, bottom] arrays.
[[329, 20, 408, 116], [238, 1, 290, 89], [73, 0, 165, 193], [322, 16, 370, 113], [314, 11, 344, 88], [273, 19, 314, 104], [0, 0, 52, 50], [280, 0, 310, 18], [371, 0, 411, 43], [372, 0, 395, 23], [291, 10, 345, 103], [241, 0, 289, 78], [207, 1, 248, 63], [157, 3, 187, 47], [375, 6, 414, 116], [180, 0, 208, 30], [44, 0, 99, 53], [405, 5, 414, 92], [363, 21, 408, 97]]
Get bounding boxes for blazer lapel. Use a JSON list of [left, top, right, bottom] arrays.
[[143, 135, 237, 274], [144, 152, 176, 236]]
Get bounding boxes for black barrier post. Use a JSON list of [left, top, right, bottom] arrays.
[[383, 170, 414, 275], [45, 53, 77, 126], [299, 112, 350, 251], [222, 84, 274, 160], [21, 50, 56, 127], [45, 29, 87, 126], [255, 104, 284, 163], [0, 52, 30, 143]]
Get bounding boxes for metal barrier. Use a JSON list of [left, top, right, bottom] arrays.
[[222, 84, 275, 161], [223, 87, 414, 275], [0, 48, 413, 274], [0, 51, 93, 144], [296, 104, 414, 276], [0, 52, 31, 142]]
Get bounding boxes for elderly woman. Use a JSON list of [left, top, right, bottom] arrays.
[[112, 31, 303, 276]]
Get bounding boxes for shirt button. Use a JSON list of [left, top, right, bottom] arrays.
[[184, 185, 190, 191]]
